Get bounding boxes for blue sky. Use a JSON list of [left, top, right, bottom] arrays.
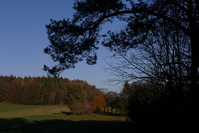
[[0, 0, 123, 92]]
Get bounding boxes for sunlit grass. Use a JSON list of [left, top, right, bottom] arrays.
[[20, 115, 60, 121], [0, 103, 44, 113], [64, 113, 127, 121], [0, 103, 69, 120], [0, 103, 127, 122], [0, 103, 132, 133]]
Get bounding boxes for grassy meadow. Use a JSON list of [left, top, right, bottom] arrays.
[[0, 103, 133, 133]]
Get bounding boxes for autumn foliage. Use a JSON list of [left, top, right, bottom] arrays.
[[0, 75, 119, 115], [90, 94, 106, 112]]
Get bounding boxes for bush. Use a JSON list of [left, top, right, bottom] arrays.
[[69, 100, 91, 115]]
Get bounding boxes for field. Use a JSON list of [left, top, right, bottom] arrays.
[[0, 103, 133, 133]]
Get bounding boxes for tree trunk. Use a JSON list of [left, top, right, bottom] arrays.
[[188, 1, 199, 127], [190, 34, 198, 113]]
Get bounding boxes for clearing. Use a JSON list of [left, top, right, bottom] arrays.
[[0, 103, 132, 133]]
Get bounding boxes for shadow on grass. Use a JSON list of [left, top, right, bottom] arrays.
[[54, 111, 72, 115], [94, 112, 123, 116], [0, 118, 133, 133]]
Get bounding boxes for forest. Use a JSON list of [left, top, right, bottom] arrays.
[[0, 75, 120, 115]]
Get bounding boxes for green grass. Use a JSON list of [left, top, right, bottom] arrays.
[[0, 103, 132, 133], [0, 103, 127, 121], [63, 113, 126, 121], [0, 103, 44, 113], [0, 103, 69, 120]]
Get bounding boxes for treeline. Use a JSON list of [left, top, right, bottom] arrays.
[[0, 75, 120, 114], [0, 75, 73, 105]]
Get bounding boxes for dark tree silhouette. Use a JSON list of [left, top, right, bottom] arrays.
[[44, 0, 198, 129], [106, 18, 192, 120]]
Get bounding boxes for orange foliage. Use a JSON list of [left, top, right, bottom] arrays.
[[90, 94, 106, 112]]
